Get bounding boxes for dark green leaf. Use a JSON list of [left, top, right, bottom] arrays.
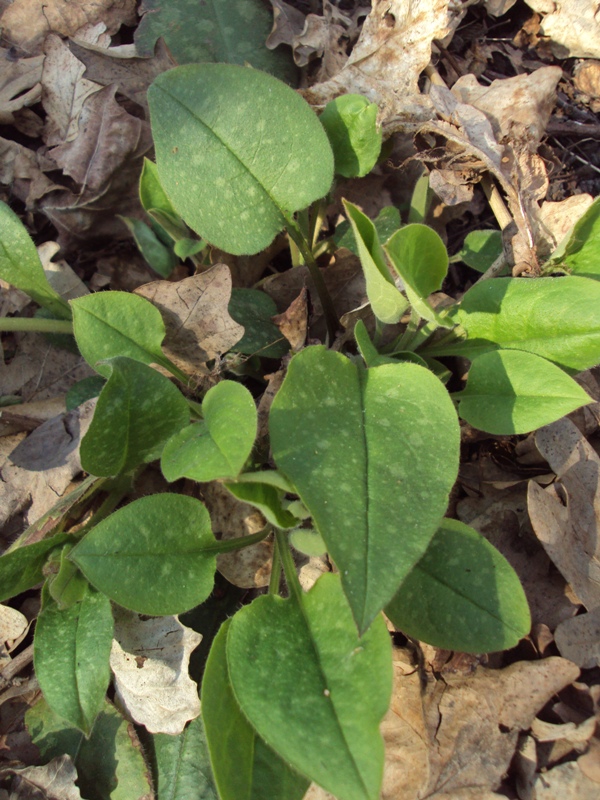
[[269, 346, 460, 633], [70, 494, 216, 616], [228, 289, 288, 358], [203, 621, 309, 800], [451, 229, 503, 272], [224, 479, 299, 529], [227, 573, 392, 800], [386, 519, 531, 653], [148, 64, 333, 254], [65, 376, 105, 411], [119, 215, 177, 277], [153, 716, 217, 800], [0, 533, 70, 603], [80, 356, 189, 477]]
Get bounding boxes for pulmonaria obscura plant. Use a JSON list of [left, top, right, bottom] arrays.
[[2, 62, 600, 800]]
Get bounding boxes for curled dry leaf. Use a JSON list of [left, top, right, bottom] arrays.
[[0, 754, 82, 800], [0, 0, 137, 53], [0, 137, 62, 208], [110, 606, 201, 735], [538, 194, 595, 258], [0, 400, 95, 530], [526, 0, 600, 58], [201, 481, 272, 589], [272, 288, 308, 352], [135, 265, 244, 377], [0, 50, 43, 125], [302, 0, 457, 127], [528, 420, 600, 611], [267, 0, 306, 50]]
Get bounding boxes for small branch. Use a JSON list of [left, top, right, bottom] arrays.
[[480, 174, 513, 230]]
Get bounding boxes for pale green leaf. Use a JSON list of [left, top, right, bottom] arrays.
[[451, 229, 503, 272], [227, 573, 392, 800], [455, 350, 591, 434], [148, 64, 333, 255], [320, 94, 382, 178], [70, 494, 216, 616], [551, 195, 600, 278], [386, 519, 531, 653]]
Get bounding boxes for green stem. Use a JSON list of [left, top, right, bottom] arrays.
[[309, 198, 327, 251], [155, 355, 191, 386], [268, 542, 282, 595], [402, 318, 440, 352], [387, 307, 420, 353], [204, 526, 272, 555], [284, 214, 339, 342], [275, 528, 303, 604], [187, 399, 203, 419], [0, 317, 74, 334]]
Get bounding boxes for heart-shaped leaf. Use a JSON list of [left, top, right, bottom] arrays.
[[70, 494, 216, 616], [161, 380, 256, 482], [202, 621, 309, 800], [385, 223, 451, 325], [81, 357, 190, 477], [386, 519, 531, 653], [270, 346, 460, 632], [71, 291, 173, 377], [455, 350, 591, 434], [0, 201, 71, 319], [148, 63, 333, 254], [343, 200, 408, 325], [34, 585, 113, 735], [227, 573, 392, 800], [423, 276, 600, 372]]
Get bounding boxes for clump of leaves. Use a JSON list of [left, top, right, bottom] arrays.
[[1, 62, 599, 800]]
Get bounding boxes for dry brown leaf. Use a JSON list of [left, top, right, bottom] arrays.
[[0, 278, 30, 316], [201, 481, 272, 589], [302, 0, 457, 127], [0, 400, 95, 530], [272, 288, 308, 352], [536, 417, 599, 477], [37, 242, 89, 301], [0, 755, 82, 800], [110, 607, 201, 735], [68, 37, 177, 111], [41, 25, 108, 148], [484, 0, 519, 16], [135, 265, 244, 377], [266, 0, 306, 50], [0, 0, 136, 53], [533, 760, 600, 799], [0, 137, 62, 208], [574, 60, 600, 99], [538, 194, 595, 257], [0, 604, 28, 665], [526, 0, 600, 58], [0, 49, 43, 125], [48, 84, 151, 193], [554, 607, 600, 668]]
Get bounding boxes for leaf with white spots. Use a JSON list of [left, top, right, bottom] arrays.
[[269, 346, 460, 633], [80, 356, 190, 477], [385, 519, 531, 653], [70, 494, 217, 616], [227, 573, 392, 800], [148, 63, 334, 255], [110, 607, 202, 735]]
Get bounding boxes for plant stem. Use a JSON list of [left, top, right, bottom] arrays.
[[275, 528, 303, 604], [156, 355, 191, 385], [0, 317, 74, 334], [387, 307, 420, 352], [284, 214, 339, 342], [205, 525, 272, 555], [481, 174, 512, 230], [268, 542, 282, 595]]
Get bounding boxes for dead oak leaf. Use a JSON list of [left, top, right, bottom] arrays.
[[0, 49, 43, 125], [134, 265, 244, 376]]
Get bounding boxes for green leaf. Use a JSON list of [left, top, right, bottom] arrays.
[[228, 288, 288, 358], [320, 94, 382, 178], [386, 519, 531, 653], [224, 479, 299, 529], [80, 356, 189, 477], [0, 533, 70, 603], [153, 716, 217, 800], [70, 494, 216, 616], [289, 528, 327, 557], [551, 195, 600, 278], [407, 172, 432, 224], [0, 201, 71, 319], [227, 573, 392, 800], [34, 585, 113, 735], [454, 350, 591, 434], [423, 276, 600, 372], [354, 319, 396, 367], [26, 698, 152, 800], [148, 63, 333, 255], [202, 621, 309, 800], [119, 215, 177, 278], [451, 229, 503, 272], [385, 223, 451, 325], [335, 206, 401, 254], [139, 157, 180, 220], [174, 237, 205, 260], [342, 200, 408, 325], [269, 346, 460, 632], [161, 380, 257, 483], [65, 375, 105, 411], [46, 545, 88, 609], [71, 291, 171, 377], [135, 0, 296, 82]]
